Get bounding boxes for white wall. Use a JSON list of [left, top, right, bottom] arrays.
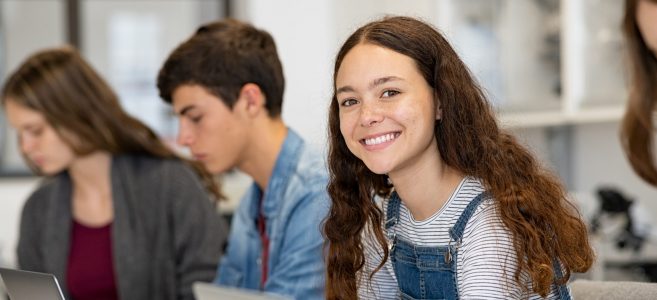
[[233, 0, 335, 152], [1, 0, 66, 72], [0, 178, 39, 268]]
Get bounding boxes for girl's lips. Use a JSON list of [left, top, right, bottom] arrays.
[[360, 131, 401, 146], [31, 157, 44, 166], [360, 132, 401, 150]]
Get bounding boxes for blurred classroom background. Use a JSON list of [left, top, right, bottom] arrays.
[[0, 0, 655, 285]]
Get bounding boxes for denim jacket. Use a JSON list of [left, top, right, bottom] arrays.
[[215, 129, 329, 299]]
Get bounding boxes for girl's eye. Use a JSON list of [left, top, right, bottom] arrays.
[[382, 90, 400, 98], [341, 99, 358, 107]]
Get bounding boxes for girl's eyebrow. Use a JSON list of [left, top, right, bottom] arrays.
[[336, 76, 403, 95], [22, 122, 42, 131]]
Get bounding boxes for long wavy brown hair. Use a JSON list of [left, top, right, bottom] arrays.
[[324, 16, 594, 299], [1, 46, 223, 200], [621, 0, 657, 186]]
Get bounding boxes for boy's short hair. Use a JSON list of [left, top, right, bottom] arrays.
[[157, 19, 285, 117]]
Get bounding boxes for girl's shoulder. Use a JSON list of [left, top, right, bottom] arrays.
[[460, 189, 510, 246], [21, 174, 69, 222]]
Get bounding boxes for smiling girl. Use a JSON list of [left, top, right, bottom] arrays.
[[324, 16, 594, 299]]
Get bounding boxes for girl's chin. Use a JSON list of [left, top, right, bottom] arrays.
[[362, 162, 393, 176]]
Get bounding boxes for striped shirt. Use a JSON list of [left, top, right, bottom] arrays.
[[357, 177, 561, 299]]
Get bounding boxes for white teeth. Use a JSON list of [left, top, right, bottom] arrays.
[[364, 133, 397, 145]]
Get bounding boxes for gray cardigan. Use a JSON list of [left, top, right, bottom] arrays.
[[17, 155, 227, 300]]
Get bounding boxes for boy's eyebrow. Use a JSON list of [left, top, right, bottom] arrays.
[[177, 105, 196, 116], [336, 76, 402, 95]]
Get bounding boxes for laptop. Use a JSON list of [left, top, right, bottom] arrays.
[[193, 282, 291, 300], [0, 268, 66, 300]]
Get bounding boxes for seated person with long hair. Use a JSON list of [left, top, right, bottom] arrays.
[[2, 47, 227, 300], [621, 0, 657, 185]]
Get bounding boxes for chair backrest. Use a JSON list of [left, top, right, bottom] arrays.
[[570, 280, 657, 300]]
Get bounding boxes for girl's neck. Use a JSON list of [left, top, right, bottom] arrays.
[[389, 140, 464, 221], [68, 151, 112, 193], [69, 151, 114, 226]]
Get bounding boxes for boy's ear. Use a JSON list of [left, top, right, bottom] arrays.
[[237, 83, 266, 117]]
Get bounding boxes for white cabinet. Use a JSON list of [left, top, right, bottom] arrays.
[[436, 0, 626, 126]]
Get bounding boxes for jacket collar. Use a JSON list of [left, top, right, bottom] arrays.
[[250, 128, 303, 217]]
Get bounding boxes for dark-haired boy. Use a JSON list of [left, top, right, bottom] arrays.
[[157, 19, 328, 299]]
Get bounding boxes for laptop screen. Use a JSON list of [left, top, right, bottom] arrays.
[[0, 268, 66, 300], [193, 282, 291, 300]]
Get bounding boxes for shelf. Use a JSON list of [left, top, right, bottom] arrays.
[[499, 105, 625, 129]]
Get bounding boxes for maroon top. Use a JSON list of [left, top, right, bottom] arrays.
[[66, 220, 118, 300], [257, 195, 270, 290]]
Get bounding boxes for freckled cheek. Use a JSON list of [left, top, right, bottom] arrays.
[[397, 109, 434, 140], [391, 108, 418, 126], [338, 116, 360, 152], [338, 113, 353, 137]]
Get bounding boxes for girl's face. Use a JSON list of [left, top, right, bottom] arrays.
[[637, 0, 657, 55], [4, 100, 76, 175], [335, 43, 441, 176]]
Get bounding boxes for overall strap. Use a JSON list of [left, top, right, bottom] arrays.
[[385, 191, 402, 231], [552, 259, 572, 300], [448, 192, 490, 242]]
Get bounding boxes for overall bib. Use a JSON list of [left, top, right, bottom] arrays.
[[385, 192, 571, 300]]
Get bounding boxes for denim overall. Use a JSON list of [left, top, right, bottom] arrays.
[[385, 191, 572, 300]]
